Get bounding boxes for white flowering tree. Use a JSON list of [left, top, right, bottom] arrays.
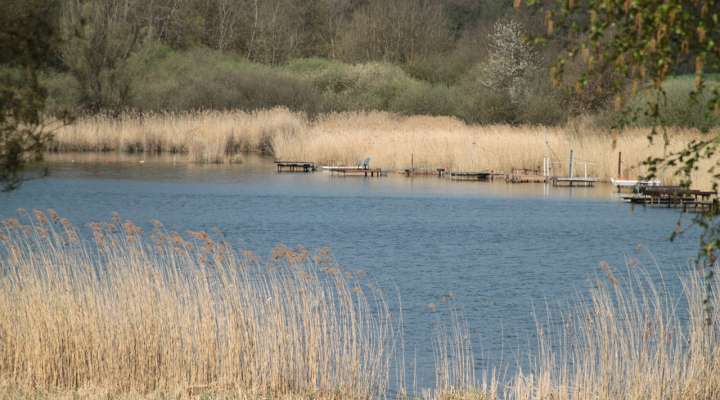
[[478, 19, 537, 104]]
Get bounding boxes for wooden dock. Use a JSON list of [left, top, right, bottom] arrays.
[[274, 160, 317, 172], [622, 186, 718, 212], [450, 171, 504, 181], [403, 168, 446, 177], [551, 149, 598, 187], [551, 177, 598, 187], [506, 168, 547, 183], [326, 166, 384, 177]]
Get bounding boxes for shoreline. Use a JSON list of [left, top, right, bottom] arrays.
[[50, 109, 715, 189]]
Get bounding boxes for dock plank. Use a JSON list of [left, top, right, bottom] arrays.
[[274, 160, 317, 172], [551, 177, 598, 187], [450, 171, 504, 181]]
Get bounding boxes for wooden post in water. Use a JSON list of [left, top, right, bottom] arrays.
[[568, 150, 574, 178], [617, 152, 622, 178]]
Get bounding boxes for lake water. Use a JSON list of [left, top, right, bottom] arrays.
[[0, 153, 702, 389]]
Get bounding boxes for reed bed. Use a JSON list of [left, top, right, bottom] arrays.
[[0, 211, 394, 399], [52, 109, 715, 188], [508, 262, 720, 400], [2, 211, 720, 399], [51, 109, 305, 163]]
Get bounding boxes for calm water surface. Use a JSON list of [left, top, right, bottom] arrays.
[[1, 154, 702, 388]]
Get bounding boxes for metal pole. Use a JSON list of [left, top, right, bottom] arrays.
[[568, 150, 574, 178]]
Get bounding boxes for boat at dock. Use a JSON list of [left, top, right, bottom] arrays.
[[611, 177, 661, 189], [321, 157, 384, 177], [621, 185, 718, 212]]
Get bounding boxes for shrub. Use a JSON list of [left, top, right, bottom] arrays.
[[283, 57, 357, 94], [41, 71, 81, 115], [130, 47, 321, 114], [391, 83, 457, 116], [624, 75, 720, 131], [401, 51, 474, 85]]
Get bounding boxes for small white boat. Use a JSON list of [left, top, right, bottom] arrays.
[[322, 157, 372, 171], [611, 178, 661, 188]]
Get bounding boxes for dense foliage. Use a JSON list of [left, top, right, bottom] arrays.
[[531, 0, 720, 317], [32, 0, 586, 125], [0, 0, 64, 191]]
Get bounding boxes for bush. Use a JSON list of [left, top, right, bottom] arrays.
[[283, 58, 357, 94], [624, 75, 720, 131], [41, 72, 81, 115], [285, 58, 461, 116], [130, 47, 321, 114], [451, 66, 517, 124], [346, 62, 416, 110], [401, 51, 474, 85], [391, 83, 456, 116], [39, 49, 571, 125], [517, 71, 566, 125]]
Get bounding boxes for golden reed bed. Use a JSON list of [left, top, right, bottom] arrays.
[[2, 211, 720, 399], [51, 108, 716, 189]]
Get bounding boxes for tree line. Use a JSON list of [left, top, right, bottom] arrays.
[[64, 0, 507, 65], [38, 0, 582, 122]]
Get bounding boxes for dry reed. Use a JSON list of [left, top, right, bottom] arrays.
[[429, 262, 720, 400], [508, 262, 720, 400], [52, 109, 716, 189], [2, 212, 720, 399], [430, 311, 497, 400], [0, 211, 394, 399]]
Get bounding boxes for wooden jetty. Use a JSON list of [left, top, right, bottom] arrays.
[[506, 168, 547, 183], [274, 160, 317, 172], [403, 168, 446, 177], [622, 186, 718, 212], [326, 166, 384, 177], [552, 176, 598, 187], [552, 150, 598, 187], [450, 171, 504, 181]]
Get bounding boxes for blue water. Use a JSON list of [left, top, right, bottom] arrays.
[[0, 154, 702, 388]]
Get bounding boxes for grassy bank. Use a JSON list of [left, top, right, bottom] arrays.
[[2, 213, 720, 399], [51, 108, 715, 188]]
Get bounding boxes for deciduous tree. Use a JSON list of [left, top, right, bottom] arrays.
[[0, 0, 63, 190]]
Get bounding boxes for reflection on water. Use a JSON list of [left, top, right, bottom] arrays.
[[4, 153, 701, 388]]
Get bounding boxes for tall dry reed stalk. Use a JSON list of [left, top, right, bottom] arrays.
[[430, 310, 497, 400], [509, 263, 720, 400], [0, 211, 394, 399], [52, 109, 715, 188]]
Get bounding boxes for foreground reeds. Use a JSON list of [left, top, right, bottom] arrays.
[[51, 109, 716, 188], [0, 211, 394, 399], [510, 261, 720, 400], [2, 212, 720, 399]]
